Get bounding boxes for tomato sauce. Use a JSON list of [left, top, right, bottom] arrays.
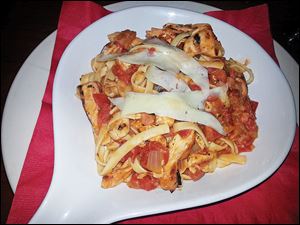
[[112, 61, 139, 85], [127, 173, 159, 191], [206, 68, 258, 152], [93, 93, 111, 125], [188, 82, 202, 91]]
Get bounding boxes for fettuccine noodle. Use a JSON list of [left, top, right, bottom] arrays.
[[77, 24, 258, 191]]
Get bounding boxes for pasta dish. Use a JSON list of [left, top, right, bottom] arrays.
[[76, 23, 258, 191]]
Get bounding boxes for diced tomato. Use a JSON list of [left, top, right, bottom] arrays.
[[141, 113, 156, 125], [131, 146, 144, 160], [113, 41, 127, 53], [140, 141, 169, 171], [207, 68, 227, 83], [120, 146, 144, 163], [127, 173, 159, 191], [207, 94, 220, 102], [184, 168, 205, 181], [121, 141, 168, 174], [188, 83, 202, 91], [112, 61, 139, 84], [208, 68, 227, 86], [229, 68, 242, 78], [150, 142, 169, 165], [245, 118, 258, 132], [126, 64, 139, 78], [111, 62, 125, 81], [203, 126, 223, 142], [207, 67, 217, 74], [177, 129, 192, 138], [163, 132, 176, 140], [112, 30, 137, 50], [93, 93, 110, 107], [93, 93, 111, 125], [234, 132, 257, 152], [147, 47, 156, 56], [250, 100, 259, 113], [238, 144, 254, 152]]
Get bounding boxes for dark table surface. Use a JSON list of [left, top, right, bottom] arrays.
[[1, 1, 299, 223]]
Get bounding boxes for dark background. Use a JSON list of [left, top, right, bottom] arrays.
[[1, 1, 299, 223]]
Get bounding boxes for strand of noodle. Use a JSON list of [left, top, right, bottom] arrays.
[[101, 124, 170, 175], [107, 112, 122, 128], [125, 113, 142, 120], [98, 65, 108, 78], [131, 70, 147, 93], [102, 62, 116, 85], [198, 60, 224, 69], [96, 152, 106, 166], [170, 32, 191, 46], [109, 106, 119, 115], [106, 141, 120, 151], [202, 157, 218, 173], [219, 137, 238, 154], [96, 125, 109, 153], [233, 142, 238, 154], [181, 174, 192, 180], [218, 154, 246, 164], [204, 101, 213, 112], [208, 142, 227, 152], [79, 72, 102, 84], [106, 69, 116, 81], [216, 159, 231, 168], [106, 61, 115, 70], [96, 145, 109, 174], [130, 158, 148, 174], [91, 57, 106, 73], [103, 148, 110, 162], [145, 79, 154, 93], [227, 59, 254, 84], [97, 164, 104, 175], [173, 122, 209, 147], [130, 126, 139, 134]]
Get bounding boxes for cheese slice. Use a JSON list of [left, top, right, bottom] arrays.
[[96, 39, 209, 91], [120, 92, 225, 135], [109, 88, 223, 111], [145, 65, 191, 92], [119, 41, 209, 91]]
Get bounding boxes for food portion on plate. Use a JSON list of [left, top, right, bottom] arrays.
[[76, 23, 258, 192]]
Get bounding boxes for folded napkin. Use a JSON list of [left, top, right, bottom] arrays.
[[7, 2, 299, 224]]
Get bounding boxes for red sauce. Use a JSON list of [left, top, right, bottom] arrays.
[[93, 93, 111, 125], [206, 69, 258, 152], [147, 47, 156, 56], [111, 61, 139, 84], [188, 83, 202, 91], [127, 173, 159, 191], [177, 130, 192, 138]]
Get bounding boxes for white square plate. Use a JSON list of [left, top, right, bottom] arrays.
[[30, 6, 296, 223]]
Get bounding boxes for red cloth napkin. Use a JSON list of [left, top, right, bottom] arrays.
[[6, 2, 110, 224], [7, 2, 299, 224]]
